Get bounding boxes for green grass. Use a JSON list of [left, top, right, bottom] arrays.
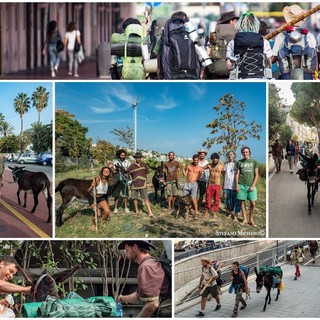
[[55, 168, 266, 238]]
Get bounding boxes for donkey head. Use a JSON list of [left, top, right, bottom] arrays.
[[8, 166, 25, 182], [19, 265, 80, 302], [254, 267, 264, 293]]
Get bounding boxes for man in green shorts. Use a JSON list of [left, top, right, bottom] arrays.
[[235, 146, 259, 227]]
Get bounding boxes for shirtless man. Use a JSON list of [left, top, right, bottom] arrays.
[[182, 154, 204, 219], [204, 153, 224, 220]]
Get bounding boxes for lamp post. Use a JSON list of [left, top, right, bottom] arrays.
[[132, 96, 139, 153]]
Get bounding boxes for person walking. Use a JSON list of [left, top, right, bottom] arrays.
[[64, 21, 81, 77], [42, 20, 63, 78], [197, 150, 209, 210], [204, 153, 224, 220], [117, 240, 170, 318], [223, 151, 240, 221], [290, 245, 305, 280], [271, 139, 284, 173], [163, 151, 181, 211], [196, 257, 221, 317], [308, 240, 319, 264], [182, 154, 204, 219], [235, 146, 259, 227], [127, 152, 154, 218], [113, 149, 131, 214], [285, 140, 295, 173], [230, 261, 249, 318], [294, 141, 300, 164]]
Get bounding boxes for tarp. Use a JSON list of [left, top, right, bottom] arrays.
[[22, 295, 116, 318], [259, 266, 282, 276]]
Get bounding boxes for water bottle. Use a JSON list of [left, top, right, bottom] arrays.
[[116, 301, 123, 317], [117, 57, 123, 67]]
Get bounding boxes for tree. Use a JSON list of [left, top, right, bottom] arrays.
[[110, 126, 134, 149], [0, 135, 20, 153], [25, 122, 52, 154], [92, 139, 116, 164], [13, 92, 31, 152], [290, 83, 320, 143], [0, 121, 15, 137], [32, 86, 50, 124], [202, 93, 262, 155]]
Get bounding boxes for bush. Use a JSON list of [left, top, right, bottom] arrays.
[[259, 163, 266, 178]]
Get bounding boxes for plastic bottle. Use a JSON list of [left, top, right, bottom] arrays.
[[116, 301, 123, 317], [117, 57, 123, 67]]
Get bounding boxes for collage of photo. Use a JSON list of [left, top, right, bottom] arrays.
[[0, 1, 320, 319]]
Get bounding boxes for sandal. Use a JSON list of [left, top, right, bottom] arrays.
[[241, 220, 248, 225], [226, 214, 231, 220], [248, 221, 257, 227], [231, 313, 237, 318], [240, 304, 247, 310]]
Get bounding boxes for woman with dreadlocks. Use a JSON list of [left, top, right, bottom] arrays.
[[226, 12, 272, 79]]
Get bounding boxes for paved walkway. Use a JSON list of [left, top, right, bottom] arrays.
[[175, 258, 320, 318]]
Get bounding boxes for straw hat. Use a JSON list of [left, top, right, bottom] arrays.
[[198, 149, 208, 155], [283, 4, 306, 27], [201, 257, 211, 264]]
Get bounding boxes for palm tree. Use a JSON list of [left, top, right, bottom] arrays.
[[31, 86, 49, 124], [0, 121, 14, 137], [13, 92, 31, 152]]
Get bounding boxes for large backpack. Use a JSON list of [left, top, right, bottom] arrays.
[[209, 24, 236, 77], [110, 24, 145, 80], [159, 18, 200, 79], [277, 29, 317, 80], [234, 32, 265, 79], [211, 261, 223, 286]]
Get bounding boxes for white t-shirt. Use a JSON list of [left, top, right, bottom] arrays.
[[316, 33, 320, 53], [223, 161, 237, 190], [198, 159, 209, 182], [65, 30, 81, 50], [202, 266, 218, 287]]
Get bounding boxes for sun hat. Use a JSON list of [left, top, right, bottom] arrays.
[[283, 4, 306, 27]]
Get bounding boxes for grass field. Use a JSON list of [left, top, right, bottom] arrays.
[[55, 168, 266, 239]]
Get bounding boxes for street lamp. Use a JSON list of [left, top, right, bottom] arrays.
[[132, 96, 139, 153]]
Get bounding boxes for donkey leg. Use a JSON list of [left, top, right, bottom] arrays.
[[43, 187, 52, 223], [31, 192, 39, 213], [17, 189, 21, 205], [23, 192, 27, 208], [275, 288, 280, 301], [308, 184, 312, 213], [263, 294, 268, 311]]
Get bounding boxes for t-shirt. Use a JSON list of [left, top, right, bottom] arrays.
[[65, 30, 81, 50], [127, 162, 149, 189], [137, 257, 170, 303], [271, 143, 283, 157], [223, 161, 237, 190], [198, 159, 209, 182], [202, 266, 217, 287], [164, 160, 180, 182], [237, 158, 259, 187]]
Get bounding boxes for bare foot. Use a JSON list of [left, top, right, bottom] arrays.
[[233, 216, 239, 222], [226, 214, 231, 220], [241, 220, 248, 225]]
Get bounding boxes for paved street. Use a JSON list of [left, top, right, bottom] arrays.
[[269, 158, 320, 238], [176, 258, 320, 318]]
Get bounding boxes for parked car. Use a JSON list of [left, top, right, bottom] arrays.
[[7, 153, 22, 162], [37, 152, 52, 166], [18, 153, 38, 164]]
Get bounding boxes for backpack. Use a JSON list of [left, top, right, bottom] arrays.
[[239, 265, 250, 280], [110, 24, 145, 80], [211, 261, 223, 286], [234, 32, 265, 79], [209, 24, 236, 77], [278, 29, 317, 80], [159, 18, 200, 79]]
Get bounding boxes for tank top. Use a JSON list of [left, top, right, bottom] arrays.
[[95, 180, 108, 195]]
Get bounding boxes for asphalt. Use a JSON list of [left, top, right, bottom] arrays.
[[0, 58, 111, 80], [175, 257, 320, 318]]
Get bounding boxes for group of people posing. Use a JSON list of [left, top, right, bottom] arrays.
[[88, 147, 260, 228], [112, 4, 320, 80]]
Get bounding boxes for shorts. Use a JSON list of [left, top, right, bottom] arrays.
[[197, 180, 207, 198], [88, 194, 108, 206], [201, 284, 218, 298], [183, 182, 198, 199], [131, 188, 148, 200], [113, 182, 129, 198], [165, 182, 178, 197], [237, 184, 257, 201]]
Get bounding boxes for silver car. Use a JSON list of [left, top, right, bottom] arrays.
[[18, 153, 38, 164]]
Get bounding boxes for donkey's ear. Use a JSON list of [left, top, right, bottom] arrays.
[[52, 265, 80, 283], [18, 267, 39, 284], [254, 267, 258, 276], [8, 166, 14, 171]]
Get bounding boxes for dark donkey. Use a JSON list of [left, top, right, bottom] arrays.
[[254, 266, 283, 312], [8, 166, 52, 223], [19, 265, 80, 302], [55, 170, 121, 226], [151, 161, 167, 203]]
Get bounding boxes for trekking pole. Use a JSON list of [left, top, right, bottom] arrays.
[[143, 3, 153, 37], [265, 4, 320, 40], [90, 159, 98, 232], [199, 274, 217, 295]]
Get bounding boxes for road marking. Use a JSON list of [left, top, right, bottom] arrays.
[[0, 198, 50, 238]]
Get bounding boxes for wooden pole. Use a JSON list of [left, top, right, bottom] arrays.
[[265, 4, 320, 40], [91, 159, 98, 231]]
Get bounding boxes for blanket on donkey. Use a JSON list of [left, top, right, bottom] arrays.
[[259, 266, 282, 276]]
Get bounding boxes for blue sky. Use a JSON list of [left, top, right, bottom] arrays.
[[0, 82, 53, 134], [55, 82, 267, 163]]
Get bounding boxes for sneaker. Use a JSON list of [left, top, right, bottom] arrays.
[[74, 73, 79, 77], [51, 70, 55, 78], [124, 207, 130, 213], [294, 276, 297, 280], [68, 71, 72, 76], [54, 65, 59, 73], [113, 208, 118, 214], [214, 304, 221, 311], [196, 311, 205, 318]]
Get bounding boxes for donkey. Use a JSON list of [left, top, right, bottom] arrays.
[[55, 170, 121, 226], [151, 162, 167, 203], [19, 265, 80, 302], [8, 166, 52, 223], [254, 266, 283, 312]]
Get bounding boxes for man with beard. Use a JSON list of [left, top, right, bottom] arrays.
[[117, 240, 171, 317]]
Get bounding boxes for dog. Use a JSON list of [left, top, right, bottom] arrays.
[[176, 194, 193, 221]]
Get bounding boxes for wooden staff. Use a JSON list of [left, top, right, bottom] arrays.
[[91, 159, 98, 231], [265, 4, 320, 40]]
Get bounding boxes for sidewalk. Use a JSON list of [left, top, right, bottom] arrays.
[[175, 260, 320, 318], [0, 58, 111, 80]]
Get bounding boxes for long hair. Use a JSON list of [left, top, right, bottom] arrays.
[[235, 12, 260, 33], [47, 20, 57, 38], [67, 21, 77, 32]]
